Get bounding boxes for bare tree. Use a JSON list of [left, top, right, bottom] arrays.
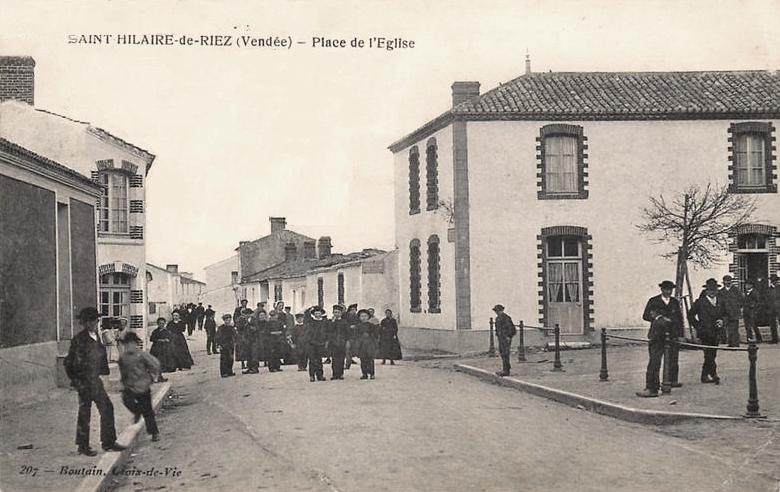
[[637, 183, 757, 302]]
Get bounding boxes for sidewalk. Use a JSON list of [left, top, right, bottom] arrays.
[[448, 343, 780, 419], [0, 373, 171, 491]]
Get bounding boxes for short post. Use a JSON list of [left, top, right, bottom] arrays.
[[599, 327, 609, 382], [517, 321, 526, 362], [488, 317, 496, 356], [744, 341, 763, 418], [552, 323, 563, 372], [661, 331, 672, 395]]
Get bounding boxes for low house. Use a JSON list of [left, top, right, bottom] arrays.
[[146, 263, 206, 323]]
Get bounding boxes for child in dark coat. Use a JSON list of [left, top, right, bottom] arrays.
[[215, 314, 237, 377]]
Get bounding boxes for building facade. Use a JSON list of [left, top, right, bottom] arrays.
[[0, 139, 101, 403], [390, 70, 780, 352], [146, 263, 206, 323]]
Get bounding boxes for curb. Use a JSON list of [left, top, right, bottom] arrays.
[[75, 381, 172, 492], [405, 350, 487, 362], [454, 364, 744, 425]]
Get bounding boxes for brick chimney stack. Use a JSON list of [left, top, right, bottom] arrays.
[[451, 81, 480, 107], [270, 217, 287, 233], [166, 264, 179, 274], [284, 242, 298, 261], [303, 240, 316, 259], [317, 236, 332, 259], [0, 56, 35, 105]]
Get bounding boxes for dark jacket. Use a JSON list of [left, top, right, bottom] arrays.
[[769, 286, 780, 314], [355, 321, 379, 358], [688, 295, 728, 337], [65, 329, 110, 386], [216, 324, 237, 349], [718, 286, 744, 320], [329, 318, 351, 348], [303, 318, 328, 347], [204, 317, 217, 336], [494, 312, 515, 340], [642, 295, 684, 339], [743, 289, 760, 322]]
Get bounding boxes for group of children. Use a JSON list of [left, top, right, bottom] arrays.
[[213, 302, 403, 382]]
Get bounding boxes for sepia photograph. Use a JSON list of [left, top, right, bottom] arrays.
[[0, 1, 779, 490]]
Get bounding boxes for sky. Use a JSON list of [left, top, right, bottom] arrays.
[[2, 0, 779, 281]]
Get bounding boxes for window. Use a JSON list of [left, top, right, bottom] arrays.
[[97, 171, 129, 233], [426, 138, 439, 210], [537, 124, 588, 199], [317, 278, 324, 307], [546, 236, 582, 303], [99, 272, 130, 319], [427, 235, 441, 313], [274, 283, 282, 302], [409, 146, 420, 214], [737, 233, 768, 251], [409, 239, 422, 312], [337, 273, 345, 304], [729, 122, 776, 193], [149, 302, 156, 315]]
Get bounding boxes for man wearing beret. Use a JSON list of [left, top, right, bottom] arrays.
[[64, 307, 125, 456], [492, 304, 515, 377], [636, 281, 684, 397], [688, 278, 728, 384], [718, 275, 744, 347]]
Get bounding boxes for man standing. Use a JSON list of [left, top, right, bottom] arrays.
[[204, 310, 218, 355], [743, 279, 763, 343], [719, 275, 744, 347], [688, 278, 728, 384], [195, 302, 206, 331], [64, 307, 125, 456], [234, 299, 248, 324], [303, 306, 328, 382], [768, 274, 780, 344], [329, 305, 349, 380], [215, 314, 237, 377], [636, 280, 684, 398], [243, 310, 263, 374], [205, 304, 216, 319], [492, 305, 515, 377]]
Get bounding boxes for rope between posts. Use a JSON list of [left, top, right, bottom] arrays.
[[605, 334, 649, 343], [674, 340, 749, 352]]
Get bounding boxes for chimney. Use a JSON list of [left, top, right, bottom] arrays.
[[166, 264, 179, 274], [284, 242, 297, 261], [270, 217, 286, 233], [0, 56, 35, 105], [303, 240, 316, 259], [317, 236, 332, 259], [451, 81, 480, 107], [525, 51, 531, 75]]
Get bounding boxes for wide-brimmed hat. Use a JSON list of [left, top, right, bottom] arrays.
[[78, 307, 101, 322], [702, 278, 721, 289], [492, 304, 505, 312], [722, 275, 733, 282], [658, 280, 676, 289], [357, 309, 371, 318]]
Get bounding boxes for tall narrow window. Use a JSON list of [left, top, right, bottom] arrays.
[[99, 272, 130, 319], [729, 122, 776, 194], [537, 124, 588, 199], [426, 138, 439, 210], [409, 239, 422, 312], [427, 235, 441, 313], [409, 146, 420, 214], [317, 277, 324, 307], [274, 283, 282, 302], [337, 273, 345, 304], [98, 171, 129, 233]]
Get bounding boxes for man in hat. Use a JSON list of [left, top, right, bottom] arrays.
[[234, 299, 248, 325], [64, 307, 125, 456], [743, 279, 763, 343], [719, 275, 744, 347], [688, 278, 728, 384], [636, 281, 684, 397], [329, 305, 349, 380], [345, 304, 359, 369], [492, 305, 516, 377], [303, 306, 328, 382], [768, 274, 780, 344], [196, 302, 206, 331], [215, 314, 237, 377]]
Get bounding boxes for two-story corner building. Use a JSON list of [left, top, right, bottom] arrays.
[[0, 56, 156, 344], [146, 263, 206, 323], [202, 254, 240, 318], [0, 138, 102, 403], [389, 69, 780, 353]]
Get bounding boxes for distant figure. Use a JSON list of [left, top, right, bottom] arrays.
[[379, 309, 402, 365], [235, 308, 253, 370], [244, 310, 264, 375], [303, 306, 328, 382], [196, 302, 206, 331], [367, 308, 381, 325], [204, 311, 218, 355], [743, 279, 762, 343], [769, 274, 780, 344], [118, 332, 161, 442], [149, 317, 174, 378], [64, 307, 125, 456], [492, 305, 516, 377], [215, 314, 237, 377], [167, 312, 194, 370], [329, 305, 349, 380], [688, 278, 727, 384], [234, 299, 248, 325], [355, 309, 379, 380], [205, 304, 216, 319], [345, 304, 359, 369], [718, 275, 743, 347], [291, 313, 307, 371], [100, 323, 119, 363]]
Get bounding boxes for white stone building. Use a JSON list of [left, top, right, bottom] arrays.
[[201, 253, 240, 318], [146, 263, 206, 323], [389, 69, 780, 352]]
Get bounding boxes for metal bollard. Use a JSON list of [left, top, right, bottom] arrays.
[[517, 321, 527, 362], [661, 331, 672, 395], [488, 317, 496, 356], [744, 341, 764, 418], [599, 327, 609, 381], [552, 323, 564, 372]]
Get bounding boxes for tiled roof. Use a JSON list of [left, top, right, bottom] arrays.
[[242, 249, 387, 283], [389, 70, 780, 152], [454, 71, 780, 118], [0, 137, 102, 191]]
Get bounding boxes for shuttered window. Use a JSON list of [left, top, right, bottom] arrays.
[[410, 239, 422, 312]]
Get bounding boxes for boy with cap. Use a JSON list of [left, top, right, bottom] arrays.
[[117, 332, 161, 442], [215, 314, 237, 377], [355, 309, 379, 379], [492, 305, 516, 377], [329, 305, 350, 380], [303, 306, 328, 382], [64, 307, 125, 456], [636, 281, 684, 397]]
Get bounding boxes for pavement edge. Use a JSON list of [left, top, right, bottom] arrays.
[[454, 364, 743, 425], [74, 381, 172, 492]]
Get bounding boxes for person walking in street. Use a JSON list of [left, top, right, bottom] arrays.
[[688, 278, 728, 384], [328, 305, 349, 380], [204, 310, 218, 355], [117, 332, 161, 442], [196, 302, 206, 331], [743, 279, 763, 343], [64, 307, 125, 456], [149, 317, 174, 378], [492, 305, 516, 377], [768, 274, 780, 344], [216, 314, 237, 377], [291, 313, 307, 371], [355, 309, 379, 379], [719, 275, 744, 347], [379, 309, 402, 365], [303, 306, 328, 382], [167, 312, 194, 370], [636, 281, 684, 398]]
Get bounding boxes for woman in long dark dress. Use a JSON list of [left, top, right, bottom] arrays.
[[149, 317, 174, 379], [167, 312, 194, 370], [379, 309, 402, 365], [355, 309, 379, 379]]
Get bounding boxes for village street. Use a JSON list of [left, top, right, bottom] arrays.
[[106, 332, 779, 492]]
